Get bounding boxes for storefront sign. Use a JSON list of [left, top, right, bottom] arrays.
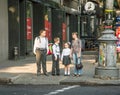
[[45, 20, 52, 40], [85, 2, 95, 11], [62, 23, 66, 41], [44, 14, 52, 40], [27, 18, 32, 40]]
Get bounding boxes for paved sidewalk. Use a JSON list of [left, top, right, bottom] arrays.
[[0, 56, 67, 85], [0, 51, 120, 85]]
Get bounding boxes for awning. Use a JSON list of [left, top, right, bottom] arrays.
[[29, 0, 60, 8], [62, 6, 80, 15]]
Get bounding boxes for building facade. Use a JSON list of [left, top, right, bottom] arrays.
[[0, 0, 119, 61], [0, 0, 80, 61]]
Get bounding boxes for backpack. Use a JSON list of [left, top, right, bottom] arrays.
[[47, 43, 53, 55], [48, 43, 59, 55]]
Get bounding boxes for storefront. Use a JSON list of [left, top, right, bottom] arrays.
[[8, 0, 44, 59], [7, 0, 83, 59], [8, 0, 21, 59], [8, 0, 65, 59], [80, 1, 101, 50]]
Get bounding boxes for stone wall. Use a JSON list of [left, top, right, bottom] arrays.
[[0, 0, 8, 61]]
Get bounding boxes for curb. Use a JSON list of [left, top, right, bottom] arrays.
[[0, 74, 24, 85], [1, 76, 120, 86], [0, 78, 12, 84], [60, 80, 120, 86], [60, 82, 120, 86]]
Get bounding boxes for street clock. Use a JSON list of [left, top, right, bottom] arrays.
[[85, 2, 95, 11]]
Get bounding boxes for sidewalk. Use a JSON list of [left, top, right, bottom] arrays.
[[0, 51, 120, 85]]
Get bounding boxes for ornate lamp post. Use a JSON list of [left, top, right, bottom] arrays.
[[94, 0, 119, 79]]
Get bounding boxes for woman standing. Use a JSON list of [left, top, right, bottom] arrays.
[[70, 32, 82, 77]]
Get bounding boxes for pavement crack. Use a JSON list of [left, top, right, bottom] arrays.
[[10, 74, 25, 82]]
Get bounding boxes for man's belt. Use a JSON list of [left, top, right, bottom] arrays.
[[36, 48, 46, 51]]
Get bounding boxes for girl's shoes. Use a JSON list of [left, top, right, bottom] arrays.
[[73, 74, 77, 77], [73, 74, 81, 77], [67, 74, 70, 76], [64, 74, 67, 76], [76, 74, 81, 77], [64, 74, 70, 76]]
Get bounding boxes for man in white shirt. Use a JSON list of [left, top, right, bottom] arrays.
[[33, 30, 49, 76]]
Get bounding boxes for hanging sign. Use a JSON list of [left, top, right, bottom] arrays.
[[27, 18, 32, 40], [45, 15, 52, 40], [45, 20, 52, 40], [62, 23, 67, 41]]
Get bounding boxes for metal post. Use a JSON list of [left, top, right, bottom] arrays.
[[94, 0, 119, 79], [78, 0, 81, 36]]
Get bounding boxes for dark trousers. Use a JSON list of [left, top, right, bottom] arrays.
[[36, 49, 47, 74], [52, 55, 60, 75]]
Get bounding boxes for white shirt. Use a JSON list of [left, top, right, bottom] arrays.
[[52, 44, 60, 58], [33, 36, 48, 54], [61, 48, 71, 60]]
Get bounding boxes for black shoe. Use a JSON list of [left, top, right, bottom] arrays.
[[57, 74, 60, 76], [44, 73, 49, 76], [52, 74, 55, 76], [67, 74, 70, 76], [73, 74, 77, 77], [37, 72, 41, 76], [76, 74, 81, 77], [64, 74, 67, 76]]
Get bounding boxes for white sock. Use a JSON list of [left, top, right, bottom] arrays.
[[65, 71, 67, 75], [68, 71, 70, 75]]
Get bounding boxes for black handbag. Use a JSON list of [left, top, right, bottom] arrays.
[[76, 63, 83, 69]]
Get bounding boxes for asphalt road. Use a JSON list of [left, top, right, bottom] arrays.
[[0, 85, 120, 95]]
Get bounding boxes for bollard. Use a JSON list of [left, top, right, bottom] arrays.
[[14, 47, 18, 60]]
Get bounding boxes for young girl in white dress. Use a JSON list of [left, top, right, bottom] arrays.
[[61, 42, 71, 76]]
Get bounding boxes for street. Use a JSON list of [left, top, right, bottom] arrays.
[[0, 85, 120, 95], [0, 0, 120, 95]]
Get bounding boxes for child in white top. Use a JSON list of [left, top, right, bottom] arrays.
[[61, 42, 71, 76], [52, 37, 60, 76]]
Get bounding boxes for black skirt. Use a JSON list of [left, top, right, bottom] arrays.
[[63, 56, 71, 66]]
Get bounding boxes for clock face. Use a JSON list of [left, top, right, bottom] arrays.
[[85, 2, 95, 11]]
